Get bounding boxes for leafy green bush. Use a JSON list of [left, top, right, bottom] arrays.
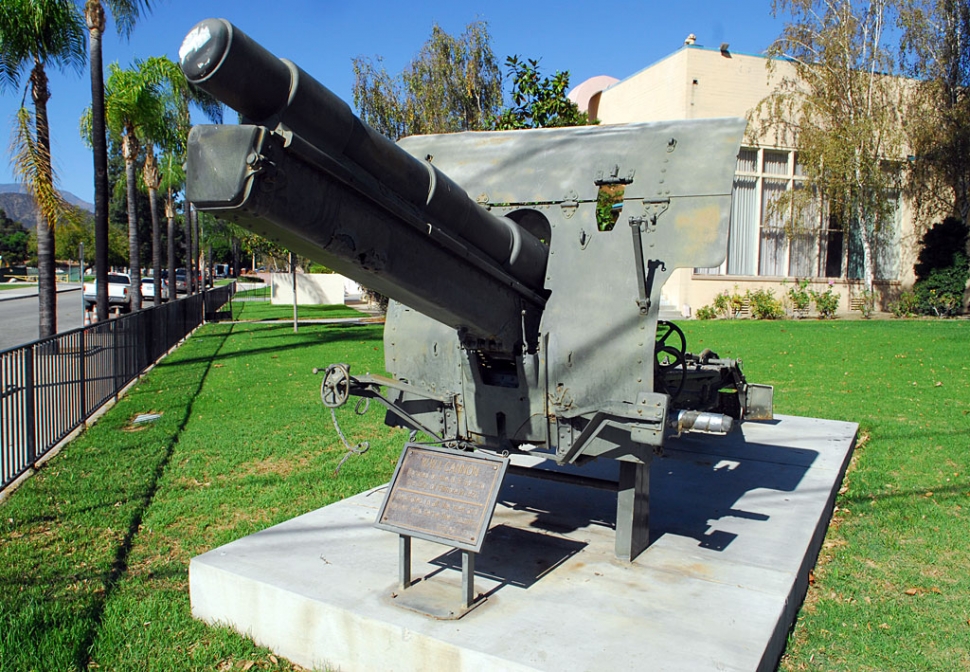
[[911, 217, 969, 317], [856, 288, 875, 319], [695, 304, 718, 320], [914, 255, 967, 317], [811, 285, 840, 318], [307, 264, 335, 274], [889, 290, 919, 318], [785, 278, 812, 316], [239, 274, 264, 283], [713, 285, 746, 318], [747, 288, 784, 319]]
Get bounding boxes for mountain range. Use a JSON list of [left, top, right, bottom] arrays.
[[0, 183, 94, 227]]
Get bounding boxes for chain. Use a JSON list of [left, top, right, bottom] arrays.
[[330, 398, 371, 475]]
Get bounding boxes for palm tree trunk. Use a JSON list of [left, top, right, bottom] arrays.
[[86, 2, 109, 321], [31, 64, 56, 338], [142, 147, 162, 305], [166, 194, 175, 300], [149, 186, 160, 305], [193, 205, 200, 293], [124, 134, 141, 311], [184, 203, 193, 295]]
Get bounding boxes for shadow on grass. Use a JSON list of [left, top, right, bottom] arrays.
[[840, 480, 970, 504], [154, 323, 382, 370], [70, 322, 236, 668]]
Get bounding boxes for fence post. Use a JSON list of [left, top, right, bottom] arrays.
[[79, 328, 87, 421], [25, 344, 36, 466]]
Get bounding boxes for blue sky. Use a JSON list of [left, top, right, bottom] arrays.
[[0, 0, 786, 203]]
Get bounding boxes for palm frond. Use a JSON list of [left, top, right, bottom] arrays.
[[104, 0, 152, 39], [0, 0, 86, 88], [10, 105, 70, 229]]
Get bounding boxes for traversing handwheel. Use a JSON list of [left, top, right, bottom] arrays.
[[654, 321, 687, 401], [321, 363, 351, 408]]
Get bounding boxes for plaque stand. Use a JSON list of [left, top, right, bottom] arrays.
[[395, 533, 481, 619], [377, 445, 508, 620]]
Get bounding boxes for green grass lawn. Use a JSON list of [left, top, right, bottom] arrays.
[[0, 318, 968, 670], [0, 283, 36, 290], [232, 286, 270, 301], [230, 300, 367, 322], [681, 320, 970, 672]]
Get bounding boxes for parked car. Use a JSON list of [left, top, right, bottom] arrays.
[[82, 272, 131, 312], [175, 269, 188, 294], [141, 276, 169, 301]]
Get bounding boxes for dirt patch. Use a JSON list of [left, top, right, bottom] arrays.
[[234, 454, 312, 479]]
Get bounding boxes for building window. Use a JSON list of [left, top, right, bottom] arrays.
[[695, 147, 899, 280]]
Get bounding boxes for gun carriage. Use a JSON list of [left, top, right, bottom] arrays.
[[180, 19, 772, 562]]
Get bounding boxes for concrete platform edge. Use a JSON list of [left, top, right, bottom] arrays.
[[190, 415, 858, 672]]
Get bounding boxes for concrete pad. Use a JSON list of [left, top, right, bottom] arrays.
[[190, 414, 856, 671]]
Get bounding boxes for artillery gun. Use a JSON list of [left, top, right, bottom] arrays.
[[180, 19, 772, 562]]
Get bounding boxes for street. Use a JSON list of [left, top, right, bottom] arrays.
[[0, 285, 85, 351]]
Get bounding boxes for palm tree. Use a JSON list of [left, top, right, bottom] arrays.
[[84, 0, 150, 320], [142, 143, 161, 304], [100, 56, 177, 311], [159, 151, 182, 295], [0, 0, 86, 338]]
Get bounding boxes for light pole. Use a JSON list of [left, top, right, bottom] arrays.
[[79, 243, 86, 324]]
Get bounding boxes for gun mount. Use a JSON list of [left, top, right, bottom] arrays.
[[181, 19, 772, 561]]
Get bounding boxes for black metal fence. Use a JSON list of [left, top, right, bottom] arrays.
[[1, 285, 234, 492]]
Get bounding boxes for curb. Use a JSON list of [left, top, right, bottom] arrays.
[[0, 286, 81, 303]]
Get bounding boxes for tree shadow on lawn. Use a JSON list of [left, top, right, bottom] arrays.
[[0, 324, 236, 670], [839, 480, 970, 505], [157, 324, 383, 370], [74, 324, 239, 667]]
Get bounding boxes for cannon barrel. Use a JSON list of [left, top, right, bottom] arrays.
[[180, 19, 548, 350]]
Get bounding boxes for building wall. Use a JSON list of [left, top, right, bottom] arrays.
[[271, 273, 346, 305], [589, 45, 917, 315], [596, 46, 792, 126]]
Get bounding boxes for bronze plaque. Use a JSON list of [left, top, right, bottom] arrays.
[[375, 444, 508, 552]]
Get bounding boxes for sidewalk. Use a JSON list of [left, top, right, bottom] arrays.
[[0, 283, 81, 302]]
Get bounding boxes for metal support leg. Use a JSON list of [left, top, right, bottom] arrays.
[[461, 551, 476, 609], [615, 460, 650, 561], [399, 535, 412, 589]]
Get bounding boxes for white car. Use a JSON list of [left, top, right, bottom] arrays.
[[83, 272, 131, 312], [141, 276, 170, 301]]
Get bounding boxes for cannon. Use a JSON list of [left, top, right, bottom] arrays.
[[180, 19, 772, 562]]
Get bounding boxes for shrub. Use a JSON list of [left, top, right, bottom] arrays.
[[695, 304, 718, 320], [307, 264, 334, 274], [856, 288, 875, 319], [811, 285, 839, 318], [785, 278, 812, 316], [363, 289, 389, 314], [713, 285, 746, 318], [239, 274, 264, 283], [747, 288, 784, 319], [889, 290, 919, 318], [911, 217, 969, 317], [914, 255, 967, 317]]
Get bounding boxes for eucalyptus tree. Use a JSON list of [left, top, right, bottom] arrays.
[[353, 20, 502, 140], [899, 0, 970, 224], [750, 0, 906, 294], [0, 0, 86, 337], [84, 0, 151, 320]]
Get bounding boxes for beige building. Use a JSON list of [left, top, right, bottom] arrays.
[[572, 40, 915, 316]]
